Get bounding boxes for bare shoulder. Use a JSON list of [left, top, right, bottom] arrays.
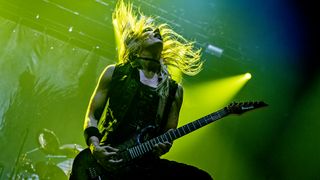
[[100, 64, 116, 81], [104, 64, 116, 77], [96, 64, 116, 89]]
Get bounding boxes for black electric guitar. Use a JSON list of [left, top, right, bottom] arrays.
[[70, 101, 267, 180]]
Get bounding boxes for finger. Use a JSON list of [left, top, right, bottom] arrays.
[[154, 143, 167, 151], [158, 142, 169, 148], [153, 144, 159, 148], [152, 144, 161, 153], [163, 142, 172, 148], [159, 144, 168, 152], [109, 158, 123, 163], [102, 145, 120, 152], [102, 151, 118, 157], [159, 142, 171, 153], [164, 141, 172, 145]]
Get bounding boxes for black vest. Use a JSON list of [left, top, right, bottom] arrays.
[[99, 63, 178, 146]]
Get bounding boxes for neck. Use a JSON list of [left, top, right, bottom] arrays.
[[137, 56, 161, 74], [138, 62, 160, 77], [139, 48, 161, 62], [137, 47, 162, 73], [139, 57, 160, 63]]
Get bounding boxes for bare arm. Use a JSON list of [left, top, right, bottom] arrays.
[[84, 64, 115, 136], [165, 84, 183, 130], [83, 64, 122, 165], [154, 84, 183, 156]]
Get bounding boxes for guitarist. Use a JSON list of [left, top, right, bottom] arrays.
[[70, 1, 212, 179]]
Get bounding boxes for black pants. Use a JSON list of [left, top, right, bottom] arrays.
[[69, 154, 213, 180], [111, 158, 213, 180]]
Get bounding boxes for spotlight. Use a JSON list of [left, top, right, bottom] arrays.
[[68, 26, 73, 32], [244, 73, 251, 80]]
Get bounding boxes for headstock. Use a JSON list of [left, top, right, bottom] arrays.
[[227, 101, 268, 114]]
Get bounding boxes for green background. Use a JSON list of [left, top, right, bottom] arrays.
[[0, 0, 318, 179]]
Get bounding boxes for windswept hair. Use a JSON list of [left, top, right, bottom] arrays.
[[112, 0, 203, 76]]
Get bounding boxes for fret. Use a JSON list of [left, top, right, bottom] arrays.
[[143, 144, 148, 152], [173, 131, 178, 139], [170, 131, 176, 140], [182, 126, 186, 135], [191, 122, 197, 130], [164, 135, 167, 142], [147, 143, 151, 151], [205, 116, 210, 124], [130, 147, 134, 158], [141, 144, 146, 153], [133, 147, 138, 157], [210, 114, 215, 119], [135, 147, 139, 158], [139, 145, 143, 154], [155, 137, 160, 144], [186, 124, 191, 132], [128, 149, 133, 159], [147, 141, 152, 149], [177, 129, 181, 137], [173, 130, 178, 138], [217, 112, 221, 118], [132, 147, 137, 158], [135, 146, 140, 156], [166, 134, 170, 141], [151, 138, 156, 146], [194, 121, 199, 129], [213, 113, 219, 119], [168, 132, 173, 140], [145, 143, 151, 151]]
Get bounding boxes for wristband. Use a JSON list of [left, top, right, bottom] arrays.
[[84, 127, 102, 146]]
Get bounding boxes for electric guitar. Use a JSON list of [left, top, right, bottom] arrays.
[[70, 101, 267, 179]]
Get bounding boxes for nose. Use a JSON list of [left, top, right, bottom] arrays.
[[153, 28, 160, 34], [153, 28, 162, 40]]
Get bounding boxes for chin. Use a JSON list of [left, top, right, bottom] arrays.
[[153, 40, 163, 48], [143, 42, 163, 52], [143, 37, 163, 47]]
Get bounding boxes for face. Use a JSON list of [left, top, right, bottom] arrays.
[[140, 27, 163, 50]]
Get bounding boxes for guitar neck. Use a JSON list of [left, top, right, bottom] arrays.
[[166, 107, 228, 140], [127, 107, 229, 160]]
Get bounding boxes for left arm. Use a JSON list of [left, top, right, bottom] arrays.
[[164, 84, 183, 130], [154, 84, 183, 156]]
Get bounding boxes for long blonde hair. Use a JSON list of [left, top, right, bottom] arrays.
[[112, 0, 203, 96]]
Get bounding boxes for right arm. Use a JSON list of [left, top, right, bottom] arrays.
[[83, 64, 122, 165], [83, 64, 115, 141]]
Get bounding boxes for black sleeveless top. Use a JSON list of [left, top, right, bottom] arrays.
[[105, 77, 160, 145], [99, 63, 177, 147]]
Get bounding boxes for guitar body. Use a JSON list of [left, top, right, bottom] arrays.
[[70, 125, 158, 180], [70, 148, 109, 180]]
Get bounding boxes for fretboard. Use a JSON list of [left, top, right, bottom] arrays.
[[127, 107, 229, 160]]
